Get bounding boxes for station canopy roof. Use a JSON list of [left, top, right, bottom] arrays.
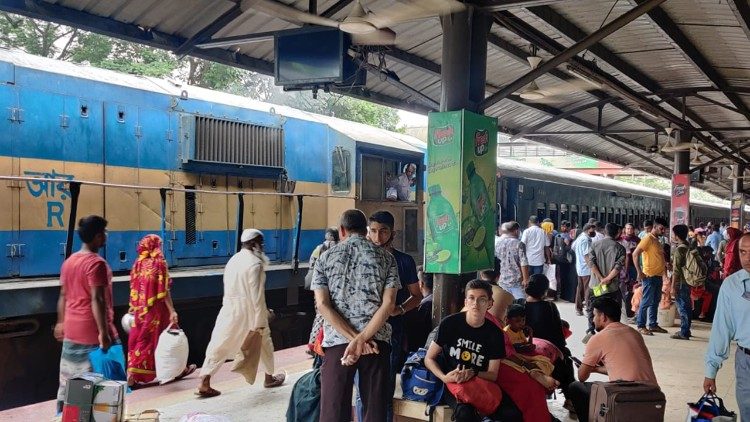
[[3, 0, 750, 197]]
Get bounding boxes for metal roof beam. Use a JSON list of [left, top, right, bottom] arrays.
[[628, 0, 750, 121], [382, 49, 441, 77], [195, 31, 276, 49], [354, 58, 439, 109], [486, 32, 654, 131], [694, 94, 750, 121], [174, 2, 244, 56], [509, 97, 620, 141], [329, 86, 434, 114], [728, 0, 750, 43], [321, 0, 353, 18], [519, 5, 750, 165], [0, 0, 275, 74], [508, 96, 673, 175], [480, 0, 667, 110], [466, 0, 564, 12]]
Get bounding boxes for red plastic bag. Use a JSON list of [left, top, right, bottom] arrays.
[[446, 377, 502, 416]]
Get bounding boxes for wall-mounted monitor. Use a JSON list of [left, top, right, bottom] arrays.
[[275, 27, 364, 87]]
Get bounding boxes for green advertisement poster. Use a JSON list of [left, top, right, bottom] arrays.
[[425, 110, 497, 274]]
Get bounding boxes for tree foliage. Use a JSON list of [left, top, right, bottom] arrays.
[[0, 12, 409, 130]]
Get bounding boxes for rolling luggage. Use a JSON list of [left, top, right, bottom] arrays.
[[589, 380, 665, 422]]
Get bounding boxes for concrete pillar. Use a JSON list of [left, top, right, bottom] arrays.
[[433, 7, 492, 326]]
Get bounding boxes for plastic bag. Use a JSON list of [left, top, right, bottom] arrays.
[[544, 264, 557, 291], [155, 324, 189, 384], [89, 344, 127, 381], [178, 413, 231, 422]]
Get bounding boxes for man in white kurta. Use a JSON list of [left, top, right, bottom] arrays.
[[196, 229, 285, 397]]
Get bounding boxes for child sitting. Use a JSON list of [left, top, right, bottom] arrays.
[[504, 304, 536, 354]]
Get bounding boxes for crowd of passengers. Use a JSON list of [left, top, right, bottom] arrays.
[[303, 212, 750, 422]]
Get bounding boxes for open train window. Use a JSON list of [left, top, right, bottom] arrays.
[[385, 161, 418, 202], [580, 206, 589, 225], [536, 203, 546, 221], [560, 204, 568, 227], [331, 146, 351, 194], [548, 203, 558, 227], [615, 208, 622, 226], [599, 207, 607, 223], [570, 205, 578, 229]]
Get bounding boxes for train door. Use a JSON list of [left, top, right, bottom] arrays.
[[0, 83, 19, 277], [14, 89, 70, 276]]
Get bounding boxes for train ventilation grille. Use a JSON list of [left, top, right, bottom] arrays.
[[194, 116, 284, 168]]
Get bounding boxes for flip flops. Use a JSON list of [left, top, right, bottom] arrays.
[[194, 387, 221, 398], [175, 364, 198, 381], [263, 372, 286, 388]]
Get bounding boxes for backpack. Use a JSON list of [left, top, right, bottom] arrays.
[[681, 244, 707, 287], [400, 348, 444, 409], [553, 234, 572, 264]]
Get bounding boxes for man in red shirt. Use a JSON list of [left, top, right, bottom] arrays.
[[54, 215, 120, 413]]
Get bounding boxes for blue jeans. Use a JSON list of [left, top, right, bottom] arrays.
[[736, 347, 750, 422], [674, 282, 692, 337], [636, 276, 663, 328], [529, 265, 545, 276]]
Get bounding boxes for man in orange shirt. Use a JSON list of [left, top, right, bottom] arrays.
[[568, 297, 659, 421], [632, 217, 669, 335]]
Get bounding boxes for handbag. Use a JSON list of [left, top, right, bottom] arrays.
[[686, 393, 737, 422], [445, 377, 502, 416]]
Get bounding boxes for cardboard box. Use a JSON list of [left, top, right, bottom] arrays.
[[92, 380, 126, 422], [124, 409, 160, 421], [62, 373, 105, 422]]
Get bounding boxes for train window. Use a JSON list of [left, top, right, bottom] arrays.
[[560, 204, 569, 227], [185, 187, 197, 245], [404, 209, 418, 253], [331, 146, 351, 194], [570, 204, 579, 229], [362, 155, 384, 201], [548, 203, 558, 227], [385, 161, 417, 202], [599, 208, 607, 224], [580, 206, 589, 225], [536, 202, 546, 221]]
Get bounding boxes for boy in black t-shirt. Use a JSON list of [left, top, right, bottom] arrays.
[[424, 279, 521, 421]]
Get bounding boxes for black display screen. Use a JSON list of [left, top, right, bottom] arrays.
[[275, 28, 344, 85]]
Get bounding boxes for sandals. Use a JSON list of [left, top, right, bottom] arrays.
[[175, 364, 198, 381], [263, 372, 286, 388], [195, 387, 221, 398]]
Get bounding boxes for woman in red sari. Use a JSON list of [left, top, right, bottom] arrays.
[[126, 234, 195, 386]]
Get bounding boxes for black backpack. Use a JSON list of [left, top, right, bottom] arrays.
[[553, 234, 572, 264]]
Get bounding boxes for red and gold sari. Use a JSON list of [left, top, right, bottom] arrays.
[[127, 234, 171, 384]]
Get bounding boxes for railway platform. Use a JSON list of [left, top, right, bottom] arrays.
[[0, 300, 739, 421]]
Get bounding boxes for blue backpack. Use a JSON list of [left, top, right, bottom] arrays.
[[400, 348, 444, 407]]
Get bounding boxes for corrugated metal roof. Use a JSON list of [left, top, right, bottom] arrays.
[[4, 0, 748, 197]]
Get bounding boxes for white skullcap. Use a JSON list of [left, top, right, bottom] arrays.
[[240, 229, 263, 242]]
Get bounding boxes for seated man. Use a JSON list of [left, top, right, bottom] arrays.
[[568, 297, 659, 422], [424, 279, 521, 422]]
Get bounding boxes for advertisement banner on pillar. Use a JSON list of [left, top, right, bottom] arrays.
[[730, 193, 744, 228], [670, 174, 689, 229], [425, 110, 497, 274]]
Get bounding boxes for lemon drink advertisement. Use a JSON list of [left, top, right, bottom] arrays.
[[425, 110, 497, 274]]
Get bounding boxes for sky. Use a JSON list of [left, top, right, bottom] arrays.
[[398, 109, 428, 128]]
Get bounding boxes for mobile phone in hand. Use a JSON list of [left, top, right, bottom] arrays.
[[571, 356, 582, 367]]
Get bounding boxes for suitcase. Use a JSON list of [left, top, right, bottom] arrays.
[[588, 380, 666, 422]]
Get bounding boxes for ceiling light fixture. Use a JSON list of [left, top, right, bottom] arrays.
[[566, 66, 601, 89]]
